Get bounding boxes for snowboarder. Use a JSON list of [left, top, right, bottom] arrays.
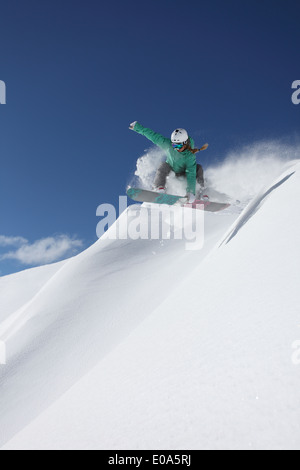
[[129, 122, 206, 203]]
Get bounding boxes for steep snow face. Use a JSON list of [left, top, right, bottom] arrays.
[[1, 160, 300, 450], [0, 201, 237, 447], [0, 261, 65, 322]]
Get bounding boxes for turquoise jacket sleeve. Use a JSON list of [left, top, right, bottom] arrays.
[[133, 122, 170, 150], [185, 159, 197, 194], [185, 136, 196, 194]]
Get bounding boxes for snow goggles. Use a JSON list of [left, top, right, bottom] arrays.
[[172, 142, 185, 149]]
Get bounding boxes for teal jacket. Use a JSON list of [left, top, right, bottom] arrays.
[[133, 122, 197, 194]]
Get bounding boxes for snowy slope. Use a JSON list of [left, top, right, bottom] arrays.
[[1, 160, 300, 450], [0, 261, 65, 322], [0, 203, 237, 447]]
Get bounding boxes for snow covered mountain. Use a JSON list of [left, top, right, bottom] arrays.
[[1, 159, 300, 450]]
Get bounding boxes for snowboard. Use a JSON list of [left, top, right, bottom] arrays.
[[127, 188, 230, 212]]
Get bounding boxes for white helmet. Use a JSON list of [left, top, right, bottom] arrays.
[[171, 128, 189, 144]]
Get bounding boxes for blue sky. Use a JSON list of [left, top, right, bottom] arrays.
[[0, 0, 299, 275]]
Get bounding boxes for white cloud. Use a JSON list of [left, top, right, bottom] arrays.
[[1, 235, 83, 265], [0, 235, 28, 247]]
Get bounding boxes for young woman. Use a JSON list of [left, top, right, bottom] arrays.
[[129, 122, 206, 203]]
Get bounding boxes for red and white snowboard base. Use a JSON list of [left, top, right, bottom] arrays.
[[127, 188, 230, 212], [183, 199, 230, 212]]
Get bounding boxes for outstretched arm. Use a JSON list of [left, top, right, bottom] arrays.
[[129, 121, 170, 150]]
